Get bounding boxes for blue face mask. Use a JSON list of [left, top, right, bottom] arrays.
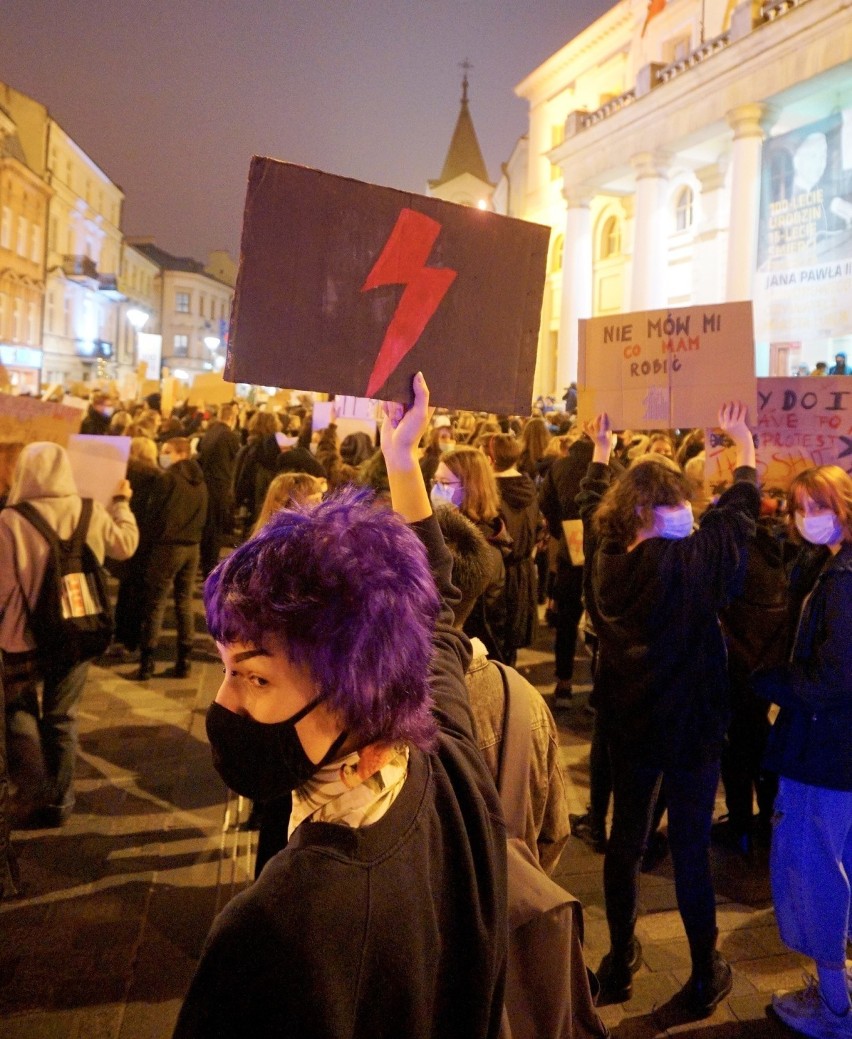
[[654, 502, 694, 539], [795, 512, 842, 545], [431, 482, 463, 509]]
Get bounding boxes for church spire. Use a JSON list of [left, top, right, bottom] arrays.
[[429, 61, 492, 189]]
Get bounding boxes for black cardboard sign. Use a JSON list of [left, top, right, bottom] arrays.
[[226, 158, 550, 413]]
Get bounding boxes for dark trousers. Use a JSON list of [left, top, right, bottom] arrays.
[[604, 750, 720, 949], [553, 561, 584, 682], [140, 544, 199, 658], [200, 488, 233, 578], [720, 682, 777, 833]]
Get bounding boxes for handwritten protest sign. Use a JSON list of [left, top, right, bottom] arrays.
[[578, 302, 756, 429], [0, 395, 82, 446], [67, 435, 131, 506], [704, 376, 852, 493], [226, 159, 550, 413]]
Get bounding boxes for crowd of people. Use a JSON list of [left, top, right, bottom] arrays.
[[0, 374, 850, 1038]]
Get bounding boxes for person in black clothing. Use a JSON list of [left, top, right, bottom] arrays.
[[539, 436, 594, 700], [828, 351, 850, 375], [197, 403, 241, 577], [113, 437, 165, 654], [79, 392, 114, 435], [136, 437, 208, 681], [578, 404, 759, 1018]]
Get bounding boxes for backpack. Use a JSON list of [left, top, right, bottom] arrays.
[[494, 662, 609, 1039], [11, 498, 114, 669]]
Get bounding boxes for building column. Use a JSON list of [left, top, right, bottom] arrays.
[[725, 102, 773, 302], [630, 151, 670, 310], [556, 188, 593, 391], [693, 161, 728, 304]]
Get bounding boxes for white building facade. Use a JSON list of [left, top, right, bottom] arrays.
[[504, 0, 852, 397]]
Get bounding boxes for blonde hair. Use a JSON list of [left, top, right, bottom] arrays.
[[441, 446, 501, 523], [253, 471, 326, 534], [788, 465, 852, 543], [129, 436, 158, 467]]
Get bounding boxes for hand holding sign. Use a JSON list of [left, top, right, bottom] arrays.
[[584, 413, 615, 465], [718, 401, 756, 469]]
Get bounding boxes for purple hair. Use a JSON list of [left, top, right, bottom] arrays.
[[204, 487, 440, 750]]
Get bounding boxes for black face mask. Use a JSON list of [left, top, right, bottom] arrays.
[[205, 698, 348, 801]]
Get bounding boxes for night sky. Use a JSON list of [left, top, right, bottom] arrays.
[[1, 2, 613, 262]]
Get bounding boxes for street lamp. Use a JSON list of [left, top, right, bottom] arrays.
[[127, 308, 149, 331]]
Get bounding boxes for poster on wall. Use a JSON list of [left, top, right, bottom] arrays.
[[753, 110, 852, 348], [577, 301, 756, 429], [225, 158, 550, 414], [704, 376, 852, 493]]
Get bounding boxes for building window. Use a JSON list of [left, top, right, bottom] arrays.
[[27, 301, 37, 343], [173, 333, 189, 356], [16, 216, 27, 256], [199, 294, 205, 318], [46, 291, 55, 333], [674, 186, 694, 232], [0, 207, 10, 250], [12, 298, 22, 342], [31, 225, 41, 264], [175, 291, 190, 313], [664, 33, 692, 64], [0, 292, 6, 336], [599, 216, 621, 260]]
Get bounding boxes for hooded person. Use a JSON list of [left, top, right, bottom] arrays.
[[0, 442, 138, 826], [136, 437, 208, 680]]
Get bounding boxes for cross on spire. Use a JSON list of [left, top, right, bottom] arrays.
[[459, 59, 473, 104]]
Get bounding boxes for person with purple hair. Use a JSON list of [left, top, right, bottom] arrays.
[[173, 373, 507, 1039]]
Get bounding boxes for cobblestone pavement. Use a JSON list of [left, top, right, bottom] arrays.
[[0, 593, 823, 1038]]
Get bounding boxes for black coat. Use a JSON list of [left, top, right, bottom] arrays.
[[753, 542, 852, 790], [578, 462, 760, 768], [497, 473, 539, 652], [148, 459, 208, 545]]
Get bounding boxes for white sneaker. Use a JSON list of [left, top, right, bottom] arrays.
[[772, 976, 852, 1039]]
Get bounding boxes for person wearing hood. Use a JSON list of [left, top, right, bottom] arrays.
[[577, 404, 759, 1018], [486, 434, 540, 666], [136, 437, 208, 681], [0, 442, 138, 826]]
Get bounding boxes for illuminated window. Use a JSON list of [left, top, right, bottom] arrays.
[[12, 297, 22, 342], [173, 334, 189, 356], [175, 291, 190, 313], [16, 216, 27, 256], [599, 216, 621, 260], [674, 186, 694, 232], [31, 225, 41, 264], [0, 207, 10, 250]]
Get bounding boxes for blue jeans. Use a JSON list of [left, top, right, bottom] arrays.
[[604, 750, 720, 948], [771, 777, 852, 965]]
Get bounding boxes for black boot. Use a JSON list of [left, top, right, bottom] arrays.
[[596, 935, 643, 1004], [135, 652, 155, 681], [681, 928, 733, 1017], [173, 649, 191, 679]]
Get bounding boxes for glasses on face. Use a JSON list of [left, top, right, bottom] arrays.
[[435, 477, 462, 488]]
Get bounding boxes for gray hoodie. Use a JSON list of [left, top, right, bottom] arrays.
[[0, 442, 139, 652]]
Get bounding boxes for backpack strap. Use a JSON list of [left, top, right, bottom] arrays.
[[493, 660, 533, 841], [12, 498, 93, 552]]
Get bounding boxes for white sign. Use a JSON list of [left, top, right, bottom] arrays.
[[67, 435, 131, 506]]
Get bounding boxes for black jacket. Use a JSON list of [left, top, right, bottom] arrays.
[[80, 407, 111, 436], [497, 473, 539, 650], [578, 462, 760, 768], [197, 422, 240, 495], [148, 459, 208, 545], [753, 542, 852, 790]]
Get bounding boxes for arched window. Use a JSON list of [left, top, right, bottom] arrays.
[[599, 215, 621, 260], [674, 186, 694, 232], [549, 234, 564, 274]]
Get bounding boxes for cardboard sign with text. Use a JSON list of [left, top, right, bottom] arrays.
[[705, 377, 852, 493], [226, 159, 550, 413], [0, 395, 82, 446], [578, 302, 756, 429]]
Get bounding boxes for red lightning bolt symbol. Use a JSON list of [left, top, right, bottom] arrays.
[[361, 208, 457, 398]]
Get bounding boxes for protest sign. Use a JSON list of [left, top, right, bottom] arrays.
[[188, 371, 236, 406], [226, 158, 550, 413], [0, 395, 82, 446], [67, 435, 131, 506], [704, 376, 852, 493], [577, 302, 756, 430]]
